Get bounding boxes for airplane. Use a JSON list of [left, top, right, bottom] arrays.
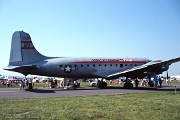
[[0, 75, 7, 81], [170, 75, 180, 81], [3, 31, 180, 89]]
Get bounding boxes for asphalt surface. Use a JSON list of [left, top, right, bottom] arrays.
[[0, 84, 179, 99]]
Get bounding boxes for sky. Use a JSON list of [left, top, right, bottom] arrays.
[[0, 0, 180, 77]]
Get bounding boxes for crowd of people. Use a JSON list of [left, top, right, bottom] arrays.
[[109, 76, 165, 88], [0, 79, 18, 88], [141, 76, 163, 88], [0, 78, 36, 89]]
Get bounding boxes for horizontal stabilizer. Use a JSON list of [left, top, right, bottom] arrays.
[[4, 65, 38, 71]]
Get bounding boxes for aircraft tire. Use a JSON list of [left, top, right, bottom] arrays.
[[129, 83, 133, 89], [124, 83, 133, 89], [124, 83, 128, 89], [73, 85, 77, 90], [97, 82, 107, 89], [102, 82, 107, 89]]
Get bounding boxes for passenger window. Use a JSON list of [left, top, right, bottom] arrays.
[[110, 64, 112, 67], [135, 64, 137, 66], [104, 64, 107, 67], [115, 64, 118, 67], [81, 65, 83, 67], [74, 65, 77, 67], [130, 64, 132, 66], [125, 64, 127, 66], [120, 64, 123, 68], [93, 64, 95, 67], [99, 64, 101, 67], [87, 64, 89, 67]]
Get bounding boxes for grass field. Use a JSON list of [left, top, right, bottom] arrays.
[[0, 92, 179, 120]]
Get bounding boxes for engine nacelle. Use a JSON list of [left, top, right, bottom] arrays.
[[146, 64, 169, 74], [160, 64, 169, 71], [155, 65, 169, 74]]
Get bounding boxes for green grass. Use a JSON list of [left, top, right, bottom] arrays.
[[168, 80, 180, 85], [0, 92, 179, 120], [80, 82, 91, 87]]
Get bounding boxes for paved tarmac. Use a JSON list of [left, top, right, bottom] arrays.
[[0, 84, 179, 99]]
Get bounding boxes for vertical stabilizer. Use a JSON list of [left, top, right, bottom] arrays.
[[9, 31, 48, 66]]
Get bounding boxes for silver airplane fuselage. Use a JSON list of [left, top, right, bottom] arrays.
[[22, 57, 150, 78]]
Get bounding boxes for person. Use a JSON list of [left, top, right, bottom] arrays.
[[57, 80, 61, 88], [158, 76, 162, 87], [154, 76, 158, 88], [11, 80, 13, 87], [15, 80, 18, 85], [51, 79, 54, 88], [7, 80, 11, 88], [166, 78, 169, 86], [2, 81, 5, 87], [110, 80, 112, 86], [32, 78, 37, 89], [22, 80, 25, 89], [97, 80, 100, 88], [135, 79, 139, 88], [55, 79, 58, 88], [0, 82, 2, 87], [73, 80, 77, 86], [26, 79, 29, 89], [28, 79, 33, 89], [19, 80, 22, 90]]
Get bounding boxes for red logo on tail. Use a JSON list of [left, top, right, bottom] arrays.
[[21, 40, 35, 49]]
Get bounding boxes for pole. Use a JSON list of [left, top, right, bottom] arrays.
[[174, 86, 176, 94]]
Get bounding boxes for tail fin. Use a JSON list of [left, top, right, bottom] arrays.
[[9, 31, 47, 65]]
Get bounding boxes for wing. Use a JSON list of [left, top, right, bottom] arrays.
[[106, 57, 180, 79]]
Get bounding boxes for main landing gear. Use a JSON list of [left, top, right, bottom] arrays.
[[97, 79, 107, 89], [123, 79, 133, 89]]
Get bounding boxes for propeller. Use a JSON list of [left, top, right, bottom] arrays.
[[166, 70, 169, 80], [166, 70, 170, 85]]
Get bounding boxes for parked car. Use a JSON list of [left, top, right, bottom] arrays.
[[90, 81, 97, 87]]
